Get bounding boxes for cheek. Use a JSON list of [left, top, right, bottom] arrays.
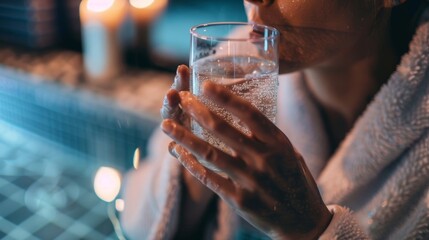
[[278, 28, 358, 72], [250, 0, 378, 71], [274, 0, 377, 32]]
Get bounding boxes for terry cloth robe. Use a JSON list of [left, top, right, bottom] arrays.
[[120, 16, 429, 240]]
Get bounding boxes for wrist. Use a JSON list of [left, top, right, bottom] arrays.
[[269, 205, 333, 240], [307, 205, 333, 240], [176, 167, 216, 238]]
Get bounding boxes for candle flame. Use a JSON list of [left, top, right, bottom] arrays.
[[87, 0, 115, 12], [94, 167, 122, 202], [130, 0, 155, 9]]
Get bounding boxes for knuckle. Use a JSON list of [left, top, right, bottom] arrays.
[[246, 110, 260, 121], [205, 117, 216, 130], [202, 147, 217, 162], [209, 119, 225, 132], [234, 189, 252, 209], [172, 125, 185, 140]]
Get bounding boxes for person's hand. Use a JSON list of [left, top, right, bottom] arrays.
[[161, 81, 332, 239], [160, 65, 215, 237], [161, 65, 190, 124]]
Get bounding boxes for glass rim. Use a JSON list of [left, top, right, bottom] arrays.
[[190, 22, 279, 42]]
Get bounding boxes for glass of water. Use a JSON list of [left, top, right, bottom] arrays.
[[189, 22, 279, 173]]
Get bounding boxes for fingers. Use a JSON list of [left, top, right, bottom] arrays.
[[202, 81, 279, 143], [170, 143, 277, 213], [169, 142, 236, 201], [178, 91, 261, 157], [161, 89, 181, 120], [173, 65, 190, 91], [161, 119, 246, 178], [160, 65, 190, 120]]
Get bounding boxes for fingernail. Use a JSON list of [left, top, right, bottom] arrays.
[[161, 120, 174, 133], [168, 142, 178, 157], [177, 65, 186, 75]]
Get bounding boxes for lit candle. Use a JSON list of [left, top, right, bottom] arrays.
[[80, 0, 127, 84], [128, 0, 168, 66], [129, 0, 168, 25]]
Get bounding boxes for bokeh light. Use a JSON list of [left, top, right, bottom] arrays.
[[87, 0, 115, 12], [130, 0, 155, 9], [94, 167, 121, 202]]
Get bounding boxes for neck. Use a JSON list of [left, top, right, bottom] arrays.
[[304, 18, 398, 127]]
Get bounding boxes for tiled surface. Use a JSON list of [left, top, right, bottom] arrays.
[[0, 122, 118, 239], [0, 48, 171, 169]]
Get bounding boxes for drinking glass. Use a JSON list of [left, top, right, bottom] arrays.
[[189, 22, 279, 173]]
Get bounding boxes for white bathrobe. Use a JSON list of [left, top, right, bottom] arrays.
[[120, 17, 429, 240]]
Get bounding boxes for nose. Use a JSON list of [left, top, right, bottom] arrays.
[[244, 0, 273, 7]]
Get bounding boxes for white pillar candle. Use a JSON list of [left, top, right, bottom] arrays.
[[128, 0, 168, 65], [129, 0, 168, 25], [80, 0, 127, 84]]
